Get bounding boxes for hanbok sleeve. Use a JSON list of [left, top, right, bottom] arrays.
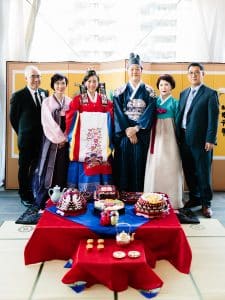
[[113, 94, 130, 134], [137, 95, 156, 130], [107, 99, 114, 121], [41, 98, 67, 144], [66, 95, 80, 135], [172, 98, 179, 119]]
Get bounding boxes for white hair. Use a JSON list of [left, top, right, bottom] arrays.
[[24, 65, 41, 78]]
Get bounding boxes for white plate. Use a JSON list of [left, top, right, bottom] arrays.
[[112, 251, 126, 259], [128, 250, 141, 258]]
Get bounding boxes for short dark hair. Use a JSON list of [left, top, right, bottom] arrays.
[[156, 74, 176, 90], [50, 73, 68, 90], [187, 62, 204, 72], [82, 70, 100, 85]]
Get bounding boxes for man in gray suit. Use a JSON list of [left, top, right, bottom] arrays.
[[176, 63, 219, 218], [10, 65, 48, 207]]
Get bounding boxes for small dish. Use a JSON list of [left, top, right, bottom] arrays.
[[87, 239, 94, 244], [112, 251, 126, 259], [86, 244, 93, 251], [97, 238, 104, 244], [97, 244, 104, 251], [128, 250, 141, 258]]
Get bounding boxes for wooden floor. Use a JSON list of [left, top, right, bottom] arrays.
[[0, 188, 225, 299]]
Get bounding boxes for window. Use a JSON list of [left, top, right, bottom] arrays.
[[29, 0, 192, 62]]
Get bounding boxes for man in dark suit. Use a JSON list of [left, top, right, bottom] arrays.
[[10, 65, 48, 206], [176, 62, 219, 218]]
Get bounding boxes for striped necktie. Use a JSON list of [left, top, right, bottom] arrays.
[[34, 91, 41, 111]]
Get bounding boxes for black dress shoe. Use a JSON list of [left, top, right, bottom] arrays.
[[25, 204, 40, 214], [21, 199, 33, 207], [178, 208, 197, 218], [15, 205, 41, 225], [184, 199, 201, 208], [177, 208, 200, 224]]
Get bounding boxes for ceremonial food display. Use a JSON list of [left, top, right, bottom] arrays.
[[56, 189, 87, 216], [94, 185, 125, 216], [119, 191, 143, 204], [94, 198, 125, 214], [134, 192, 168, 218], [94, 185, 118, 200]]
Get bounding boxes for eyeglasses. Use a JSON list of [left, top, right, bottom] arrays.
[[188, 71, 202, 76], [29, 75, 41, 79]]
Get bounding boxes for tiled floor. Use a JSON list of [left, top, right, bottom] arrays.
[[0, 189, 225, 300]]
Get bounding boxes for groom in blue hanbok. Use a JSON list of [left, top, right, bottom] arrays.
[[113, 53, 156, 192]]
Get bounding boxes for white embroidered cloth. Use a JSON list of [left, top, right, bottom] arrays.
[[79, 112, 109, 162]]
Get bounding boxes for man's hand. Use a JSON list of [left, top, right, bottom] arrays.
[[125, 127, 139, 144], [205, 142, 214, 151], [125, 126, 139, 138], [129, 134, 138, 144]]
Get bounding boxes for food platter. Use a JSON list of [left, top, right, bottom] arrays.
[[94, 199, 125, 215]]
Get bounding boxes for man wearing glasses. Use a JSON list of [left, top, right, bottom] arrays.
[[176, 62, 219, 218], [10, 65, 48, 207]]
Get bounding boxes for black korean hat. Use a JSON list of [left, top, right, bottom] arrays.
[[127, 53, 143, 68]]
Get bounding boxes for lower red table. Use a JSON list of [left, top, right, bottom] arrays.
[[62, 239, 163, 293]]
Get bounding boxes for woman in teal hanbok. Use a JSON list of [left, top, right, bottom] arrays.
[[144, 74, 183, 209]]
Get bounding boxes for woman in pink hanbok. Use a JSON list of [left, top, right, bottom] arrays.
[[33, 73, 71, 209]]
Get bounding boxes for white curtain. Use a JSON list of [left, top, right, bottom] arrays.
[[25, 0, 41, 57], [176, 0, 225, 62], [0, 1, 8, 186], [0, 0, 40, 186]]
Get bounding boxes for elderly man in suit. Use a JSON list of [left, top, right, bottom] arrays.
[[10, 65, 48, 207], [176, 62, 219, 218]]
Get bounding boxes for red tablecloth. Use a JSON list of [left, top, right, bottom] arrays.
[[24, 208, 192, 274], [62, 239, 163, 292]]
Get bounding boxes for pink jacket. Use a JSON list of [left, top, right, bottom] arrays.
[[41, 95, 71, 144]]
